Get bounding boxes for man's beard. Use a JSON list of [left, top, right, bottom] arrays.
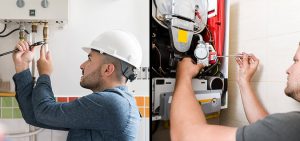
[[80, 69, 102, 92], [285, 82, 300, 102]]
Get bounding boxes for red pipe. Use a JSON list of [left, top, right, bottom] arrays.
[[206, 0, 226, 57]]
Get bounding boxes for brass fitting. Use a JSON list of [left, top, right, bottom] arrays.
[[32, 22, 37, 33], [19, 24, 26, 41], [43, 22, 48, 42]]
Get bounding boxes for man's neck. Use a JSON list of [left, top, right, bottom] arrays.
[[92, 82, 126, 92]]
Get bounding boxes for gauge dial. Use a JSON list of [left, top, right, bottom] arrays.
[[194, 44, 208, 59]]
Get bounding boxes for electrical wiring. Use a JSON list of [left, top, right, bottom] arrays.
[[195, 11, 215, 47], [205, 26, 215, 46], [41, 42, 47, 48], [152, 67, 163, 77], [0, 41, 45, 57], [0, 28, 30, 38], [0, 24, 7, 34], [199, 59, 219, 76], [195, 11, 206, 32], [24, 29, 29, 34], [158, 67, 166, 76], [200, 59, 222, 77], [219, 71, 224, 78], [153, 43, 166, 76], [0, 28, 19, 37], [213, 64, 219, 75]]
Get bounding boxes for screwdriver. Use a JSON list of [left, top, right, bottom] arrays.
[[216, 55, 242, 58], [217, 54, 252, 58], [0, 41, 45, 57]]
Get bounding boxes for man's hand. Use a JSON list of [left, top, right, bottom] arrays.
[[176, 57, 204, 81], [235, 53, 268, 123], [37, 45, 53, 76], [12, 41, 35, 73], [235, 53, 259, 85]]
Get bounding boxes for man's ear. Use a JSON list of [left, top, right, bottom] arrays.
[[103, 64, 115, 76]]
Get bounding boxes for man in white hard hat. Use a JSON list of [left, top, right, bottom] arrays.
[[171, 49, 300, 141], [12, 30, 142, 141]]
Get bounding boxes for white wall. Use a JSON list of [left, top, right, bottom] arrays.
[[0, 0, 149, 96], [0, 0, 149, 141], [220, 0, 300, 127]]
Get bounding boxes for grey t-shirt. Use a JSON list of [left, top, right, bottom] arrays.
[[236, 111, 300, 141]]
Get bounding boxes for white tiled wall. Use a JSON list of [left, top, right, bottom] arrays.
[[221, 0, 300, 126]]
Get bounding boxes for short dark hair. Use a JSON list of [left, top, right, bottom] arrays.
[[102, 54, 124, 82], [92, 49, 136, 82]]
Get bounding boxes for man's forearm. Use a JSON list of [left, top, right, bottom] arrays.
[[170, 58, 237, 141], [13, 70, 67, 130], [170, 77, 238, 141], [238, 81, 268, 123], [170, 77, 207, 140], [13, 69, 36, 124]]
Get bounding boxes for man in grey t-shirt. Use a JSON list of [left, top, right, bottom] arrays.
[[170, 45, 300, 141]]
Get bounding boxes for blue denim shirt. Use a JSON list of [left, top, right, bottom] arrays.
[[13, 69, 141, 141]]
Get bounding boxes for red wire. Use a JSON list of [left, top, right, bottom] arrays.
[[195, 11, 203, 22]]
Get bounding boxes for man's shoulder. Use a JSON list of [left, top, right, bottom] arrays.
[[267, 111, 300, 121], [237, 111, 300, 141], [84, 87, 133, 105], [250, 111, 300, 129]]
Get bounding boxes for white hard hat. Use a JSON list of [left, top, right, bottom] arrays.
[[83, 30, 142, 68]]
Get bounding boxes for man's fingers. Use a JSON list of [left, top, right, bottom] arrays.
[[30, 45, 36, 52], [24, 41, 29, 50], [247, 54, 259, 66], [22, 41, 29, 51], [250, 54, 259, 62], [196, 63, 204, 70], [16, 44, 23, 52], [182, 57, 192, 62], [235, 57, 243, 67], [18, 41, 26, 51], [242, 53, 249, 66], [26, 41, 32, 46], [46, 51, 52, 61], [40, 45, 46, 59]]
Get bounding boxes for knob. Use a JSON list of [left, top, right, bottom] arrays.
[[16, 0, 25, 8], [41, 0, 49, 8]]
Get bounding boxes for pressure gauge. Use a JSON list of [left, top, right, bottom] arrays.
[[194, 43, 208, 59]]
